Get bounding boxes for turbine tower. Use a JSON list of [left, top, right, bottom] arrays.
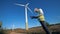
[[12, 24, 15, 31], [15, 3, 33, 31]]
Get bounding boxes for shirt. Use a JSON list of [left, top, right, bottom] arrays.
[[37, 8, 45, 21]]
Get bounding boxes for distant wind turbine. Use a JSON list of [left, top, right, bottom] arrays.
[[12, 24, 15, 31], [15, 3, 33, 31]]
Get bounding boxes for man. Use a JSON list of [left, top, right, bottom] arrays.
[[30, 8, 50, 34]]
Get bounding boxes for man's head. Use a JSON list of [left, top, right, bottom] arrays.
[[34, 8, 44, 15], [34, 8, 40, 13]]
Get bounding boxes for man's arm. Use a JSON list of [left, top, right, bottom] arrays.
[[30, 16, 39, 19]]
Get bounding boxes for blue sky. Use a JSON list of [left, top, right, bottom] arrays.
[[0, 0, 60, 29]]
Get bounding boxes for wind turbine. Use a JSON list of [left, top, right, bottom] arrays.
[[15, 3, 33, 31], [12, 24, 15, 31]]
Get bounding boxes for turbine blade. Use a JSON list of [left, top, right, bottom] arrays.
[[15, 3, 25, 6], [27, 7, 33, 14], [26, 3, 29, 6]]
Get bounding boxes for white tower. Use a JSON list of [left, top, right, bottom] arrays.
[[15, 3, 33, 31], [12, 24, 15, 31]]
